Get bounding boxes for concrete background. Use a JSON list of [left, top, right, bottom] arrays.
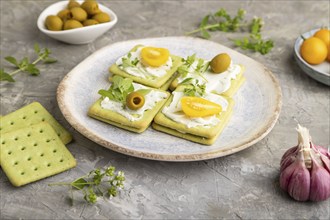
[[0, 0, 329, 219]]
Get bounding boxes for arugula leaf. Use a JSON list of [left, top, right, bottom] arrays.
[[98, 75, 134, 104]]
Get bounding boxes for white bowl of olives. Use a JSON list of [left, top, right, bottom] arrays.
[[37, 0, 118, 44]]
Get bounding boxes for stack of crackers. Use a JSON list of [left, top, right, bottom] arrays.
[[89, 45, 246, 145], [0, 102, 76, 187]]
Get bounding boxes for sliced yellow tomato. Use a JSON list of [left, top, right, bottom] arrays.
[[181, 97, 222, 117], [141, 47, 170, 67]]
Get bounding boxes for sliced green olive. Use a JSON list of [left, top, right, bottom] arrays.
[[210, 53, 231, 73], [126, 92, 145, 110]]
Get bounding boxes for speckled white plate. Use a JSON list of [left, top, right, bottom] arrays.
[[293, 28, 330, 86], [57, 37, 282, 161]]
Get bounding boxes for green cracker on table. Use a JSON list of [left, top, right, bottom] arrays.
[[88, 90, 170, 133], [0, 102, 72, 144], [109, 45, 183, 88], [0, 122, 76, 187]]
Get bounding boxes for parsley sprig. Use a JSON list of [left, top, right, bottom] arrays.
[[186, 8, 274, 54], [98, 75, 134, 104], [0, 43, 57, 82], [49, 166, 125, 204]]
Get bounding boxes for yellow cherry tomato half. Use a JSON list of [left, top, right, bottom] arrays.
[[181, 96, 222, 117], [141, 47, 170, 67]]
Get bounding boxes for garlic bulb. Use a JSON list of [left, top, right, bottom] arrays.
[[280, 124, 330, 202]]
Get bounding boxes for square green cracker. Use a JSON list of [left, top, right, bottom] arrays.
[[152, 108, 233, 145], [0, 102, 72, 144], [88, 89, 170, 133], [153, 87, 235, 144], [0, 122, 76, 187], [109, 45, 183, 88]]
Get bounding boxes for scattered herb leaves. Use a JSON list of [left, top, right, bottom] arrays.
[[49, 166, 125, 205], [183, 82, 206, 97], [178, 55, 209, 82], [232, 17, 274, 55], [98, 75, 134, 104], [0, 43, 57, 82], [186, 8, 274, 54]]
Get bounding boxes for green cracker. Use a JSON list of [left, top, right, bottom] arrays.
[[0, 122, 76, 187], [109, 45, 182, 88], [0, 102, 72, 144], [152, 109, 233, 145], [88, 89, 170, 133], [153, 87, 234, 145]]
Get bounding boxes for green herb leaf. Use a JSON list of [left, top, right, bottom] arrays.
[[186, 8, 273, 55], [43, 57, 57, 64], [5, 56, 18, 67], [71, 178, 87, 190], [26, 64, 40, 75], [98, 75, 134, 104], [1, 43, 57, 82], [0, 69, 15, 82], [183, 83, 206, 97]]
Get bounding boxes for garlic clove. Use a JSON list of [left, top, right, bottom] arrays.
[[287, 160, 311, 201], [320, 153, 330, 173], [312, 144, 330, 159], [281, 146, 299, 163], [310, 155, 330, 201], [280, 154, 296, 172]]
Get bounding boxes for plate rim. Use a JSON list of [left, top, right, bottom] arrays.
[[57, 36, 282, 162]]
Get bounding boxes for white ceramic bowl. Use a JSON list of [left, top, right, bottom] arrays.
[[37, 0, 118, 44], [293, 28, 330, 86]]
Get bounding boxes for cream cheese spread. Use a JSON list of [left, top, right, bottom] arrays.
[[116, 47, 172, 79], [178, 61, 241, 94], [162, 91, 228, 128]]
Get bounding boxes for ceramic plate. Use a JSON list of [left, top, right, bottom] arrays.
[[57, 37, 282, 161], [293, 28, 330, 86]]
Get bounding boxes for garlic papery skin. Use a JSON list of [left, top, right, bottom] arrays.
[[280, 124, 330, 202]]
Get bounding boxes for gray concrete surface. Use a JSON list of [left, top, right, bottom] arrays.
[[1, 0, 329, 219]]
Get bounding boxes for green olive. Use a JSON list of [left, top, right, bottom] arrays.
[[68, 0, 80, 9], [126, 92, 145, 110], [81, 1, 100, 15], [45, 15, 63, 31], [92, 12, 110, 23], [70, 7, 87, 22], [83, 19, 99, 26], [57, 9, 72, 22], [63, 19, 83, 30], [210, 53, 231, 73]]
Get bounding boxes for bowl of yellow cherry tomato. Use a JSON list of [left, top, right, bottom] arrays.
[[37, 0, 118, 44], [294, 28, 330, 86]]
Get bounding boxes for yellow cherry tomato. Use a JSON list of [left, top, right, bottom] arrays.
[[181, 96, 222, 118], [141, 47, 170, 67], [300, 37, 327, 65], [314, 29, 330, 62], [314, 29, 330, 47]]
